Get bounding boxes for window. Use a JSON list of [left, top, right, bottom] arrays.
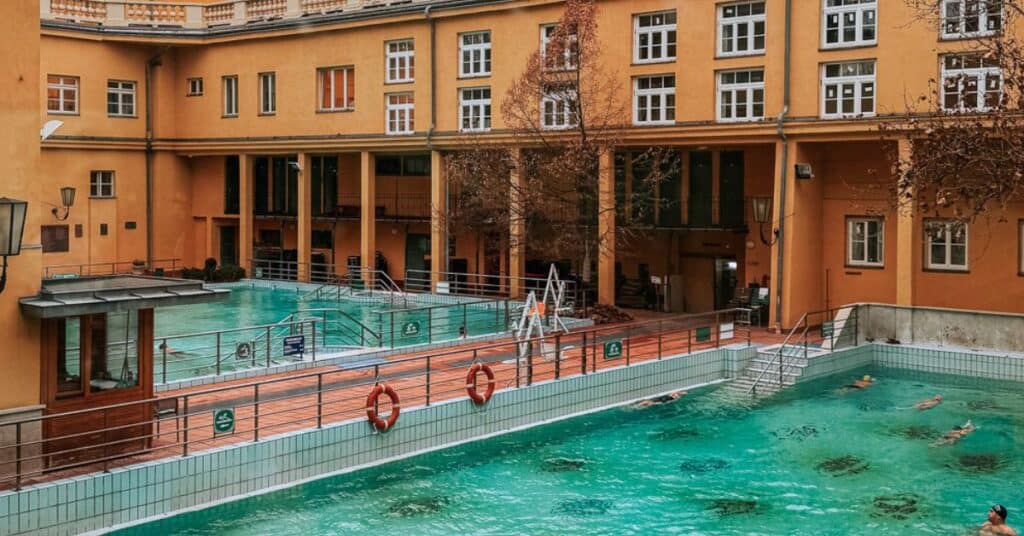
[[318, 67, 355, 111], [821, 60, 875, 118], [222, 75, 238, 117], [942, 0, 1002, 38], [634, 11, 677, 63], [386, 93, 415, 135], [386, 40, 415, 83], [925, 220, 968, 271], [88, 312, 139, 392], [90, 171, 115, 198], [718, 1, 766, 56], [312, 230, 333, 249], [375, 155, 431, 176], [541, 84, 578, 129], [56, 317, 82, 398], [541, 24, 579, 71], [187, 77, 204, 96], [459, 87, 492, 132], [718, 68, 765, 122], [822, 0, 877, 48], [847, 217, 884, 266], [41, 225, 70, 253], [106, 80, 136, 117], [460, 32, 492, 77], [942, 54, 1001, 112], [259, 72, 276, 115], [633, 75, 675, 125], [47, 75, 79, 114], [224, 156, 240, 215]]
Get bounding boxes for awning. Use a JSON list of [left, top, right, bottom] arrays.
[[20, 275, 229, 319]]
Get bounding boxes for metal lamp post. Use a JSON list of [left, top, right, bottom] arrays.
[[0, 197, 29, 294]]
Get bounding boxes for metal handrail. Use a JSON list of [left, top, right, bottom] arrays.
[[747, 312, 807, 395], [42, 258, 181, 279], [289, 308, 382, 347]]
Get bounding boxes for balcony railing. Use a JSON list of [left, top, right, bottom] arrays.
[[544, 197, 751, 230]]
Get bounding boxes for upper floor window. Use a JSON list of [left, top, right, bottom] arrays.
[[259, 72, 276, 115], [541, 23, 579, 71], [942, 0, 1002, 38], [541, 84, 578, 129], [718, 1, 766, 57], [634, 11, 677, 63], [386, 93, 414, 135], [386, 40, 415, 83], [459, 87, 492, 132], [187, 77, 204, 96], [90, 171, 115, 198], [107, 80, 136, 117], [925, 220, 968, 271], [47, 75, 79, 115], [41, 225, 69, 253], [847, 217, 883, 267], [718, 68, 765, 122], [318, 66, 355, 112], [942, 54, 1001, 112], [823, 0, 877, 48], [821, 60, 875, 118], [222, 75, 238, 117], [633, 75, 675, 125], [460, 32, 492, 77]]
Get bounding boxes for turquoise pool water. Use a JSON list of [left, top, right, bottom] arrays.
[[115, 367, 1024, 534]]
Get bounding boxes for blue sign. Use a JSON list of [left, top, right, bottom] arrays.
[[283, 335, 305, 356]]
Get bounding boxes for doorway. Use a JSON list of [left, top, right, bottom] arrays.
[[405, 233, 430, 280], [714, 257, 739, 310], [220, 225, 238, 267]]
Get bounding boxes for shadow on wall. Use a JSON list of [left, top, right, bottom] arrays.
[[857, 303, 1024, 354]]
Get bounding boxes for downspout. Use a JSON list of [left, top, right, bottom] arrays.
[[773, 0, 792, 330], [424, 5, 448, 273], [145, 48, 167, 269]]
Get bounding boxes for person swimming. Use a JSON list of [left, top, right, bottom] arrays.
[[847, 375, 874, 389], [980, 504, 1017, 535], [631, 391, 685, 409], [914, 394, 943, 410], [932, 420, 975, 446]]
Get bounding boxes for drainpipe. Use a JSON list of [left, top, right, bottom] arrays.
[[424, 5, 448, 273], [145, 48, 168, 269], [773, 0, 792, 330]]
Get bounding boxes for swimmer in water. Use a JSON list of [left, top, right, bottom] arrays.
[[631, 391, 685, 409], [980, 504, 1017, 535], [847, 375, 874, 390], [914, 394, 943, 411], [932, 420, 975, 446]]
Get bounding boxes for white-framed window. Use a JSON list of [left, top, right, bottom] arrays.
[[633, 75, 675, 125], [634, 11, 677, 63], [541, 84, 578, 129], [822, 0, 877, 48], [459, 87, 491, 132], [106, 80, 136, 117], [821, 60, 875, 118], [846, 217, 884, 266], [386, 93, 414, 135], [222, 75, 238, 117], [942, 54, 1002, 112], [459, 31, 492, 78], [318, 66, 355, 111], [89, 171, 115, 198], [541, 23, 579, 71], [187, 77, 204, 96], [718, 1, 766, 57], [718, 68, 765, 122], [942, 0, 1002, 38], [259, 72, 276, 115], [386, 40, 415, 83], [47, 75, 79, 114], [925, 220, 968, 271]]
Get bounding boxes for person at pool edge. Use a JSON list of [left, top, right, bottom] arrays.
[[981, 504, 1017, 535], [914, 394, 943, 410]]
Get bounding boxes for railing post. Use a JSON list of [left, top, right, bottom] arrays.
[[215, 332, 222, 376], [425, 356, 432, 406], [515, 343, 521, 388], [527, 341, 534, 386], [14, 422, 22, 491], [657, 320, 663, 360], [162, 338, 168, 384], [504, 300, 510, 330], [581, 332, 588, 375], [182, 396, 190, 456], [625, 327, 632, 366], [311, 321, 317, 361], [317, 373, 323, 428], [688, 329, 692, 355], [462, 304, 468, 336], [427, 308, 433, 344], [254, 384, 260, 441], [103, 408, 110, 473], [266, 326, 272, 368], [554, 334, 561, 380]]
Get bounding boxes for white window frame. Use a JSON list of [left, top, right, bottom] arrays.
[[187, 77, 203, 96], [717, 68, 765, 122], [106, 80, 136, 118], [222, 75, 238, 117], [822, 0, 877, 49], [540, 24, 579, 71], [47, 75, 79, 115], [386, 93, 415, 135], [459, 31, 492, 78], [942, 0, 1002, 39], [925, 220, 969, 271], [633, 11, 677, 64], [317, 66, 354, 112], [718, 1, 766, 57], [633, 75, 676, 126], [541, 85, 578, 130], [846, 217, 884, 267], [386, 39, 415, 83], [259, 72, 276, 115], [89, 171, 115, 199], [821, 60, 876, 119], [458, 87, 491, 132], [941, 54, 1002, 112]]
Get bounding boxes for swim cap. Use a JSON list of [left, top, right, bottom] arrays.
[[993, 504, 1008, 520]]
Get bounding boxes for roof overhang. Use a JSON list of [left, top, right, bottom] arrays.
[[20, 275, 230, 319]]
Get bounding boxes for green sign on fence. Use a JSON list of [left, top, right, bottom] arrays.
[[213, 408, 235, 435], [402, 321, 421, 337], [603, 340, 623, 359], [821, 321, 835, 339], [696, 326, 712, 342]]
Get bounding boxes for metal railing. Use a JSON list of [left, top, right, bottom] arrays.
[[333, 193, 431, 220], [374, 298, 512, 348], [282, 308, 382, 348], [251, 259, 339, 283], [43, 259, 181, 279], [0, 308, 752, 490], [405, 269, 577, 303]]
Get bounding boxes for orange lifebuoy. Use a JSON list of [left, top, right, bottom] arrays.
[[465, 363, 496, 405], [365, 383, 400, 432]]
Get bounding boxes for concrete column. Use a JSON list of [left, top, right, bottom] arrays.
[[238, 155, 253, 276], [204, 216, 214, 261], [597, 149, 616, 305], [297, 153, 313, 282], [430, 150, 447, 292], [895, 138, 916, 306], [360, 151, 376, 284], [768, 140, 787, 329], [509, 149, 526, 298]]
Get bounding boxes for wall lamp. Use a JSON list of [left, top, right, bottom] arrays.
[[0, 197, 28, 295], [51, 187, 76, 221], [751, 196, 779, 247]]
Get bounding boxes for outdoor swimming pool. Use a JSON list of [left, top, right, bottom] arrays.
[[113, 366, 1023, 534]]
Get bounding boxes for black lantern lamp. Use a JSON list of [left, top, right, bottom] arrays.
[[0, 197, 28, 294], [51, 187, 75, 221], [751, 196, 779, 246]]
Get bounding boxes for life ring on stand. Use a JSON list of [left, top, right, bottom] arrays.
[[366, 383, 400, 432], [466, 363, 496, 405]]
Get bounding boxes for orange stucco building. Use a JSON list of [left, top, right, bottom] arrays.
[[1, 0, 1022, 418]]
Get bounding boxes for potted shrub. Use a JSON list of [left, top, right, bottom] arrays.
[[131, 259, 146, 275]]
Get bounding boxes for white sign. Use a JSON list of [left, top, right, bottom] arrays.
[[719, 322, 735, 340], [436, 282, 450, 294]]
